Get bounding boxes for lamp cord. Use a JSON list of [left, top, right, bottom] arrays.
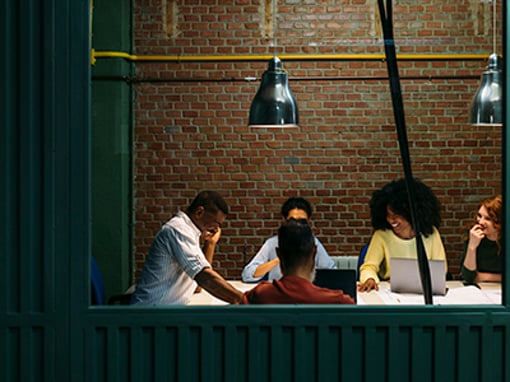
[[492, 0, 496, 54], [273, 0, 277, 57], [376, 0, 433, 304]]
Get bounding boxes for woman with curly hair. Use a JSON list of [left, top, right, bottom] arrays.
[[461, 195, 502, 284], [358, 178, 447, 292]]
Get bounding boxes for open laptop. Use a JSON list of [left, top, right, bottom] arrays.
[[389, 258, 447, 295], [313, 269, 357, 303]]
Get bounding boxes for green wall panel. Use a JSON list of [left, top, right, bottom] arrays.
[[78, 309, 510, 382], [91, 0, 133, 298]]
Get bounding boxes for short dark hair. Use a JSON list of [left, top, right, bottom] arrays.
[[280, 197, 312, 219], [187, 190, 229, 215], [277, 218, 315, 270], [370, 178, 440, 236]]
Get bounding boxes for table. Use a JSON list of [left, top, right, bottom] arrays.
[[188, 280, 502, 306], [361, 281, 501, 305]]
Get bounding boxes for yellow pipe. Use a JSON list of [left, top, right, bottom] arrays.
[[91, 49, 489, 65]]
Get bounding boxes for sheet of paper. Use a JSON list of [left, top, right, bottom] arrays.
[[434, 286, 495, 305], [374, 285, 498, 305], [480, 289, 502, 304]]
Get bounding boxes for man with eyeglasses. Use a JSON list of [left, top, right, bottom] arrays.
[[131, 191, 243, 305]]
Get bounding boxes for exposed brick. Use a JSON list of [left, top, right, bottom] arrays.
[[130, 0, 503, 282]]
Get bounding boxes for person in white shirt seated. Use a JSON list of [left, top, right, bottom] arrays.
[[131, 191, 243, 305], [241, 197, 336, 282]]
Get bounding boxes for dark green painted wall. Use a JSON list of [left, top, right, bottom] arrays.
[[91, 0, 133, 297], [1, 1, 510, 381]]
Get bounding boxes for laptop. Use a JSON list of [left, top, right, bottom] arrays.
[[313, 269, 357, 302], [389, 258, 447, 295]]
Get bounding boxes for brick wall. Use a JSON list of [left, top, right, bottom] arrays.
[[132, 0, 502, 280]]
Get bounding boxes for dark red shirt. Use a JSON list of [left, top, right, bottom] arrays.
[[242, 275, 355, 305]]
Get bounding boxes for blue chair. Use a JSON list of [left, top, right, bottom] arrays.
[[91, 257, 133, 305], [357, 243, 369, 280], [91, 257, 106, 305]]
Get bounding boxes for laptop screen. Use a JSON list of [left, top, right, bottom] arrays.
[[313, 269, 357, 302], [389, 258, 447, 295]]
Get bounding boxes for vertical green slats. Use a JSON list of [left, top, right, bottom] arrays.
[[212, 326, 226, 382], [504, 324, 510, 382], [294, 326, 317, 382], [106, 326, 118, 382], [178, 326, 194, 381], [365, 326, 388, 382], [341, 326, 364, 381], [247, 326, 269, 382], [316, 325, 338, 381], [388, 326, 411, 381], [410, 326, 434, 382], [43, 326, 56, 382], [457, 325, 482, 381], [1, 0, 20, 314], [18, 0, 44, 314], [433, 326, 457, 381], [198, 326, 210, 382], [54, 1, 73, 378], [480, 325, 503, 382], [92, 327, 107, 382], [270, 325, 288, 381], [163, 326, 179, 381], [68, 0, 90, 379], [104, 325, 133, 382], [4, 328, 20, 381], [41, 0, 57, 314], [224, 325, 248, 381], [117, 327, 132, 382], [25, 327, 44, 381], [129, 326, 143, 382], [141, 327, 155, 381]]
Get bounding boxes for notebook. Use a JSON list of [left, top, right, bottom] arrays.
[[313, 269, 357, 302], [389, 258, 447, 295]]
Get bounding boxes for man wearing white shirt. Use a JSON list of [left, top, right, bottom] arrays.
[[131, 191, 243, 305]]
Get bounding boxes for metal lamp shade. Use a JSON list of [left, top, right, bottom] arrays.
[[470, 53, 503, 126], [248, 57, 299, 128]]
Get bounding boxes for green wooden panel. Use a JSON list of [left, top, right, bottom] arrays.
[[0, 0, 82, 380], [76, 310, 510, 382], [91, 0, 133, 298]]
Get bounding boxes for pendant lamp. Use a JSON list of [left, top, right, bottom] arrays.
[[248, 1, 299, 128], [248, 56, 299, 128], [469, 0, 502, 126]]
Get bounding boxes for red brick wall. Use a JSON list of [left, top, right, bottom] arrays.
[[132, 1, 502, 280]]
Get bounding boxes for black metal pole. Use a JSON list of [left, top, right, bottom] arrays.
[[377, 0, 433, 304]]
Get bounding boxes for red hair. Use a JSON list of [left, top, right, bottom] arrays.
[[475, 195, 503, 252]]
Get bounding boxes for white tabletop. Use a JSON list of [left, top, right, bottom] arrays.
[[187, 280, 502, 306]]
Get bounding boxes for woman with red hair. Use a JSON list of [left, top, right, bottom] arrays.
[[461, 195, 503, 284]]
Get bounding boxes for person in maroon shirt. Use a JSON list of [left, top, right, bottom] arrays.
[[242, 219, 355, 305]]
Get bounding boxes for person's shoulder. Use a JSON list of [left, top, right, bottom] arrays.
[[372, 229, 390, 239], [313, 236, 324, 244], [242, 281, 273, 302], [430, 226, 443, 237], [263, 235, 278, 245]]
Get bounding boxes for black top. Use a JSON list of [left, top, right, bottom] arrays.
[[461, 237, 502, 284]]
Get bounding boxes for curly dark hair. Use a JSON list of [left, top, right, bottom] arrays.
[[370, 178, 441, 237]]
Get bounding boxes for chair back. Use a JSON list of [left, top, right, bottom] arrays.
[[91, 257, 106, 305]]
